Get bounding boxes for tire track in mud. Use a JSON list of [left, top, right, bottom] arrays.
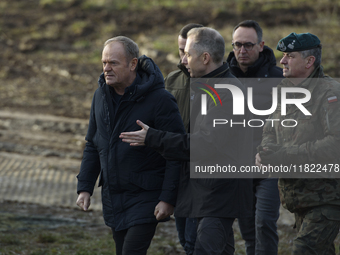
[[0, 110, 102, 210], [0, 110, 294, 225]]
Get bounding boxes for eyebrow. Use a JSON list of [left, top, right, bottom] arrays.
[[102, 59, 119, 63]]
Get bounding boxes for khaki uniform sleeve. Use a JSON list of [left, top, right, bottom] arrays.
[[294, 93, 340, 162]]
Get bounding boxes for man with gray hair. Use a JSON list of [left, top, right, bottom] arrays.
[[178, 27, 253, 254], [120, 27, 254, 255], [183, 27, 226, 77], [76, 36, 185, 255], [256, 32, 340, 254]]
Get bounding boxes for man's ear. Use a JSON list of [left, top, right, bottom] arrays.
[[203, 52, 210, 65], [130, 58, 138, 71], [259, 41, 265, 52], [306, 56, 316, 69]]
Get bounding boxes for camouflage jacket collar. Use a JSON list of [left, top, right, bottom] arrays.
[[279, 65, 324, 96]]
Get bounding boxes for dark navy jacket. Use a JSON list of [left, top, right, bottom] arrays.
[[77, 55, 185, 231], [227, 46, 284, 157], [145, 63, 254, 219]]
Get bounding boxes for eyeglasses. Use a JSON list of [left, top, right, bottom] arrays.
[[232, 42, 256, 51]]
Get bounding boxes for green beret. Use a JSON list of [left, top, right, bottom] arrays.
[[276, 32, 321, 52]]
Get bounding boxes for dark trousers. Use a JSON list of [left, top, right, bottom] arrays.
[[238, 178, 280, 255], [194, 217, 235, 255], [175, 217, 197, 255], [111, 223, 158, 255]]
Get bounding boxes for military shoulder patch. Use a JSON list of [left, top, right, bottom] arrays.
[[328, 96, 338, 103]]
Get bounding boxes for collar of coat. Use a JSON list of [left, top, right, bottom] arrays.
[[189, 62, 235, 93], [226, 46, 277, 78], [279, 65, 324, 95]]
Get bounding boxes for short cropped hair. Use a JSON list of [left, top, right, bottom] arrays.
[[233, 20, 263, 43], [104, 36, 139, 61], [187, 27, 225, 64], [179, 23, 204, 39], [300, 45, 322, 67]]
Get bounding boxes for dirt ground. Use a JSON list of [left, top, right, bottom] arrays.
[[0, 200, 186, 254], [0, 200, 297, 255]]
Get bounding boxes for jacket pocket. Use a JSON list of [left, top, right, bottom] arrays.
[[129, 172, 163, 191]]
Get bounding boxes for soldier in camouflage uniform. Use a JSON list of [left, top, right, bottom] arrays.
[[255, 33, 340, 254]]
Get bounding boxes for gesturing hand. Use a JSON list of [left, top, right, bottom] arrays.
[[120, 120, 149, 146]]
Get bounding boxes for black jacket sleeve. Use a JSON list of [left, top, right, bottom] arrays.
[[145, 127, 190, 161], [76, 93, 101, 195]]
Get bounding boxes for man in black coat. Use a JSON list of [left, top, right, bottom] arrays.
[[226, 20, 283, 255], [76, 36, 185, 255], [165, 23, 203, 255], [121, 27, 254, 255]]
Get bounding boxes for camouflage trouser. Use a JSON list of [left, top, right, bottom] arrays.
[[293, 205, 340, 255]]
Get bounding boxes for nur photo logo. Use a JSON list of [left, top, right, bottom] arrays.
[[196, 82, 222, 115], [193, 78, 313, 128]]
